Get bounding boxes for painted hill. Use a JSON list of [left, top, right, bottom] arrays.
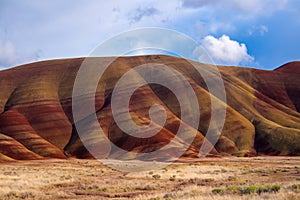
[[0, 56, 299, 161]]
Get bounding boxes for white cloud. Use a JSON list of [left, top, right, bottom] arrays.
[[248, 25, 269, 36], [194, 34, 254, 66], [180, 0, 287, 41], [182, 0, 287, 15], [0, 0, 184, 69], [0, 39, 18, 68], [129, 6, 159, 23], [0, 31, 44, 69], [259, 25, 269, 35], [224, 0, 287, 15]]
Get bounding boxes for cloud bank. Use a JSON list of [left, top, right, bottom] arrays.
[[182, 0, 287, 14], [1, 0, 299, 69]]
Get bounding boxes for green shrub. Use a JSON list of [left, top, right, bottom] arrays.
[[240, 184, 280, 195], [240, 185, 259, 195], [149, 197, 161, 200], [212, 184, 280, 195], [212, 188, 225, 194]]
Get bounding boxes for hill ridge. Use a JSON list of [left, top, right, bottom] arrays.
[[0, 55, 299, 161]]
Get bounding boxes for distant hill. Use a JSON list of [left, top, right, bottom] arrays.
[[0, 55, 299, 161]]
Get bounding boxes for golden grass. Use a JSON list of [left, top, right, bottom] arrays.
[[0, 156, 299, 199]]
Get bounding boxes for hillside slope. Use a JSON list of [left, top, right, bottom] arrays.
[[0, 56, 299, 161]]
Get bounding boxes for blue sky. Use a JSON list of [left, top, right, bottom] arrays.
[[0, 0, 299, 70]]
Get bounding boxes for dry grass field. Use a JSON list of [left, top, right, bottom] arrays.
[[0, 156, 299, 200]]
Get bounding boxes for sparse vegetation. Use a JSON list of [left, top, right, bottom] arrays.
[[169, 175, 176, 181], [136, 185, 154, 191], [212, 184, 280, 195], [239, 184, 280, 195], [152, 174, 161, 180], [288, 184, 300, 192], [0, 157, 299, 199], [212, 188, 225, 194]]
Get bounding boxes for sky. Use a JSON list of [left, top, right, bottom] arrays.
[[0, 0, 299, 70]]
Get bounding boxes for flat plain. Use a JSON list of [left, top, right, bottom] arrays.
[[0, 156, 299, 200]]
